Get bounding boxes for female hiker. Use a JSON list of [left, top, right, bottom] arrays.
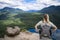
[[35, 14, 57, 39]]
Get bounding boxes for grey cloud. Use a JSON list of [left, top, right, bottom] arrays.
[[0, 2, 19, 7], [0, 2, 12, 5]]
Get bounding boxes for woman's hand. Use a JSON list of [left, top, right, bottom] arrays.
[[51, 26, 57, 32], [51, 28, 57, 33], [35, 29, 39, 32]]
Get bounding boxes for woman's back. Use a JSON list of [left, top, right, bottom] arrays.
[[39, 21, 52, 35]]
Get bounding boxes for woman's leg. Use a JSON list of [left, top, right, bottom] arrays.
[[39, 30, 43, 39], [49, 29, 52, 36], [48, 29, 52, 39]]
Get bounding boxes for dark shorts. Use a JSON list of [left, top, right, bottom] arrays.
[[39, 29, 52, 36]]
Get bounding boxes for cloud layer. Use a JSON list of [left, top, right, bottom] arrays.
[[0, 0, 60, 11]]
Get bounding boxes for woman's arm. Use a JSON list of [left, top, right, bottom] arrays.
[[50, 22, 57, 31], [35, 21, 42, 32]]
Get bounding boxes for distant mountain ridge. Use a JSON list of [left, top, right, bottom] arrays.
[[0, 7, 39, 14], [38, 5, 60, 14], [0, 7, 25, 13], [0, 7, 23, 11], [27, 10, 38, 12]]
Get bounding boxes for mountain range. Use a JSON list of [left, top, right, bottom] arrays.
[[0, 5, 60, 14]]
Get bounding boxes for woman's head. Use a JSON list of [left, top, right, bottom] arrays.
[[43, 14, 50, 22], [43, 14, 49, 19]]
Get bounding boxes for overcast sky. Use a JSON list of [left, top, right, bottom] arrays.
[[0, 0, 60, 11]]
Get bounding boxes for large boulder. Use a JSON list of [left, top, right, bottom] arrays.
[[6, 26, 20, 37]]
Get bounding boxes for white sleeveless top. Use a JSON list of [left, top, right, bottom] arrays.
[[36, 21, 56, 34]]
